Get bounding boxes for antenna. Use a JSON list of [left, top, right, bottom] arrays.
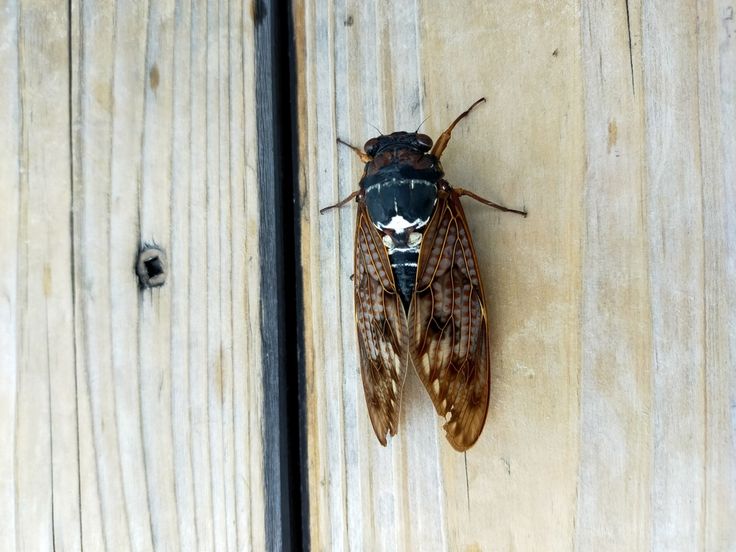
[[366, 121, 385, 136], [415, 114, 430, 133]]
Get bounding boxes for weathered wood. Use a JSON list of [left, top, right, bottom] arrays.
[[1, 0, 267, 549], [1, 1, 78, 549], [294, 1, 736, 550]]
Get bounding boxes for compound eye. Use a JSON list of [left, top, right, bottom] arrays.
[[364, 138, 379, 156], [416, 133, 433, 152]]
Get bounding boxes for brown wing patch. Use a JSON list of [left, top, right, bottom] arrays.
[[409, 187, 490, 451], [354, 203, 409, 445]]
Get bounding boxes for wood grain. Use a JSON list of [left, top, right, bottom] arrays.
[[1, 1, 78, 549], [1, 0, 267, 549], [294, 1, 736, 551]]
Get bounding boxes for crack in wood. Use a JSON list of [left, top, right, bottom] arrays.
[[625, 0, 636, 94]]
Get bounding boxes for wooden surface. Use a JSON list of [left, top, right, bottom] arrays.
[[294, 1, 736, 551], [0, 0, 267, 549]]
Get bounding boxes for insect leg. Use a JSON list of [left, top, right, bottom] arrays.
[[430, 98, 486, 159], [319, 189, 361, 214], [337, 138, 372, 163], [455, 188, 527, 217]]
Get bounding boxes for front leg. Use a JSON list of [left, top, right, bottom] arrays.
[[319, 189, 362, 214]]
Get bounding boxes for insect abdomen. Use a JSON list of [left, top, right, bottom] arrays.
[[388, 247, 419, 310]]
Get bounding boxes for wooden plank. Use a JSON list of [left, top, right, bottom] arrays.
[[0, 0, 266, 548], [576, 0, 652, 549], [640, 1, 736, 549], [698, 1, 736, 548], [0, 1, 80, 550], [0, 2, 21, 546], [294, 1, 736, 550], [642, 2, 706, 549], [70, 0, 267, 548]]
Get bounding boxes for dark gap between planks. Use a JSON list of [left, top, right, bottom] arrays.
[[255, 0, 307, 550]]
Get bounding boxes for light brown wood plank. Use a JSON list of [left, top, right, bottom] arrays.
[[70, 0, 266, 548], [0, 1, 81, 549], [642, 2, 707, 549], [295, 1, 736, 550], [576, 0, 652, 549], [0, 0, 266, 548], [0, 2, 21, 546], [698, 1, 736, 548], [421, 4, 584, 550]]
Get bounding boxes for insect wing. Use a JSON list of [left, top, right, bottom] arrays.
[[409, 187, 490, 451], [354, 202, 409, 445]]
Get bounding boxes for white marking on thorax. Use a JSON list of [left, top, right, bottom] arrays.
[[379, 214, 417, 232]]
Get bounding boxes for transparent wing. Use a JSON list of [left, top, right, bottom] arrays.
[[354, 202, 409, 445], [409, 185, 490, 451]]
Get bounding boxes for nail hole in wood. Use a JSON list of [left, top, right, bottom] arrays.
[[136, 245, 166, 288]]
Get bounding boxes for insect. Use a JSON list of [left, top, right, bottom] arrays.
[[321, 98, 526, 451]]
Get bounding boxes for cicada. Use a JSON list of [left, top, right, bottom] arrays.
[[321, 98, 526, 451]]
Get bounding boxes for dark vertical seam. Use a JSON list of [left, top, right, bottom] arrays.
[[464, 453, 470, 514], [137, 0, 156, 546], [255, 2, 279, 549], [225, 0, 238, 548], [287, 2, 308, 549], [256, 0, 292, 549], [624, 0, 636, 95], [168, 0, 184, 545], [67, 0, 84, 546], [256, 0, 307, 548]]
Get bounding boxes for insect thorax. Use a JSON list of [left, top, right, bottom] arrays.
[[362, 164, 440, 310]]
